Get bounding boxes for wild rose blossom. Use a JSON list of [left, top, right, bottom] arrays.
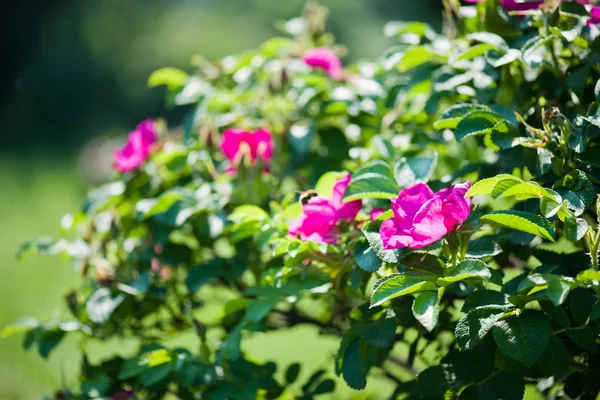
[[114, 119, 157, 172], [302, 48, 344, 80], [370, 208, 386, 222], [220, 128, 274, 168], [380, 182, 471, 250], [289, 173, 362, 244]]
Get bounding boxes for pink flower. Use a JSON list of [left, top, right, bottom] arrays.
[[587, 6, 600, 24], [302, 48, 344, 80], [114, 119, 157, 172], [289, 173, 362, 244], [370, 208, 386, 222], [499, 0, 544, 11], [220, 129, 274, 168], [380, 182, 471, 250]]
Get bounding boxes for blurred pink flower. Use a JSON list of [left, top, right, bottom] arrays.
[[114, 119, 157, 172], [499, 0, 544, 10], [302, 48, 344, 80], [380, 182, 471, 250], [289, 173, 362, 244], [220, 128, 274, 168], [587, 6, 600, 24], [370, 208, 386, 222], [112, 390, 134, 400]]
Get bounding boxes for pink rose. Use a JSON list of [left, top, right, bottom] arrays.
[[370, 208, 386, 222], [500, 0, 544, 11], [587, 6, 600, 24], [302, 48, 344, 80], [289, 173, 362, 244], [220, 128, 274, 168], [380, 182, 471, 250], [114, 119, 157, 172]]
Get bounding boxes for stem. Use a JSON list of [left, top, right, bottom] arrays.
[[590, 229, 600, 271]]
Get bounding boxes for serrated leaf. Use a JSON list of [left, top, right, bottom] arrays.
[[341, 339, 367, 390], [480, 210, 555, 241], [393, 154, 438, 187], [353, 318, 397, 348], [465, 174, 520, 197], [466, 238, 502, 258], [462, 290, 509, 313], [478, 372, 525, 399], [456, 305, 509, 350], [399, 253, 445, 275], [353, 241, 382, 272], [361, 224, 404, 263], [437, 259, 492, 286], [412, 291, 441, 332], [396, 46, 435, 72], [370, 274, 437, 308], [492, 310, 551, 367], [565, 215, 588, 242], [434, 104, 490, 130], [455, 111, 504, 142], [553, 170, 595, 217], [343, 173, 400, 202]]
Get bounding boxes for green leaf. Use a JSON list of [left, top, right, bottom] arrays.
[[141, 363, 172, 387], [480, 210, 555, 241], [576, 269, 600, 283], [313, 379, 335, 395], [478, 372, 525, 400], [492, 310, 551, 367], [456, 305, 509, 350], [565, 216, 588, 243], [315, 171, 348, 197], [370, 274, 437, 308], [467, 32, 508, 49], [353, 241, 382, 273], [186, 264, 218, 293], [539, 336, 569, 376], [353, 318, 397, 348], [455, 111, 504, 142], [412, 291, 441, 332], [553, 170, 595, 217], [438, 260, 491, 286], [37, 329, 66, 359], [565, 327, 599, 353], [465, 174, 521, 197], [341, 339, 367, 390], [343, 173, 400, 202], [1, 318, 39, 338], [453, 43, 496, 63], [361, 223, 404, 263], [493, 181, 556, 202], [148, 67, 189, 89], [86, 288, 125, 324], [82, 374, 110, 397], [434, 104, 490, 130], [466, 238, 502, 259], [399, 253, 444, 275], [229, 205, 269, 221], [396, 46, 435, 72], [285, 363, 301, 384], [595, 78, 600, 102], [521, 35, 554, 66], [462, 290, 510, 313], [393, 154, 438, 187]]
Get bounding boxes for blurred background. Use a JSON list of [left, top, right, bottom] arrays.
[[0, 0, 442, 398]]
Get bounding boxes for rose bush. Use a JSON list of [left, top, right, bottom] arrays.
[[7, 0, 600, 398]]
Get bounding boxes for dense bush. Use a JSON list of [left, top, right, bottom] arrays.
[[8, 0, 600, 398]]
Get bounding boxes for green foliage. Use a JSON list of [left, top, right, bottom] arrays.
[[9, 1, 600, 398]]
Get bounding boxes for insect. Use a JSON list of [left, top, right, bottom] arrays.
[[299, 189, 319, 205]]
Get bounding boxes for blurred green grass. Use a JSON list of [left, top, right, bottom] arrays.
[[0, 156, 82, 399]]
